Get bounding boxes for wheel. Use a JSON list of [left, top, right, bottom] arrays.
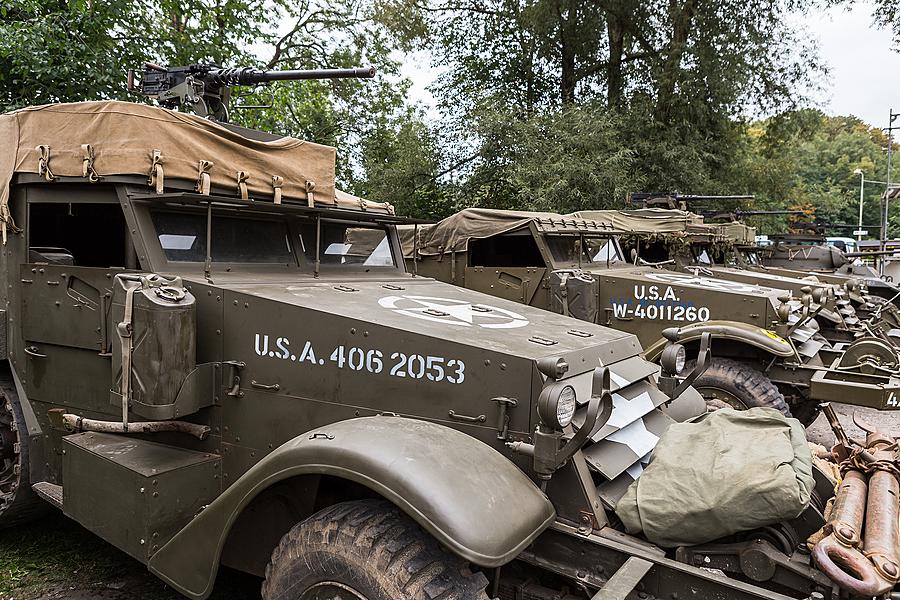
[[0, 372, 45, 528], [262, 499, 490, 600], [685, 358, 791, 417]]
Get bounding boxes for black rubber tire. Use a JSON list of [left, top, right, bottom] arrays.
[[0, 372, 46, 528], [262, 499, 490, 600], [686, 358, 792, 418]]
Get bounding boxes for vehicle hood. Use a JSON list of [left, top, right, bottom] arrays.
[[203, 274, 642, 366], [581, 265, 788, 301]]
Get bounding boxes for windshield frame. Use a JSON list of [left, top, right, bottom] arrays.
[[131, 199, 405, 276], [543, 231, 625, 269]]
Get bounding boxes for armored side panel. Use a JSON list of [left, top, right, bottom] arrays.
[[110, 275, 197, 420], [62, 432, 221, 563], [550, 270, 599, 323]]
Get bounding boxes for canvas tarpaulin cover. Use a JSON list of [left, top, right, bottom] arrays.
[[401, 208, 574, 256], [0, 101, 394, 242], [572, 209, 704, 234], [400, 208, 622, 257], [616, 407, 814, 548]]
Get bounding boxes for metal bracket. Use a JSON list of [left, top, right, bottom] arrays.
[[491, 397, 518, 440], [223, 361, 245, 397]]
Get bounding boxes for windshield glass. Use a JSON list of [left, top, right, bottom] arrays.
[[546, 234, 623, 265], [297, 221, 396, 268], [743, 249, 760, 265], [585, 237, 624, 263], [693, 246, 713, 265], [152, 211, 295, 264]]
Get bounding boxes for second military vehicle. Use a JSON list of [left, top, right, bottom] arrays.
[[402, 209, 900, 422]]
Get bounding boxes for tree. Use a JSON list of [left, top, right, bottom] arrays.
[[738, 110, 891, 236], [871, 0, 899, 49], [375, 0, 824, 211]]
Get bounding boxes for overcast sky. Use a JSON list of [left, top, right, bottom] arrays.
[[400, 2, 899, 128], [809, 2, 899, 127]]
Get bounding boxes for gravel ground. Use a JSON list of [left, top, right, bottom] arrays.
[[805, 401, 900, 446]]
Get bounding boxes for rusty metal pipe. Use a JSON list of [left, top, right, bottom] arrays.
[[60, 413, 210, 440], [828, 470, 868, 548], [863, 436, 900, 585], [812, 468, 894, 596]]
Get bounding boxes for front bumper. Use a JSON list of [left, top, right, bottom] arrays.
[[810, 359, 900, 410]]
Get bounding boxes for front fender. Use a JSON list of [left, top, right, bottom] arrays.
[[643, 320, 794, 361], [148, 415, 555, 600]]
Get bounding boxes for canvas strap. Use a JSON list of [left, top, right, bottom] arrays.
[[272, 175, 283, 205], [148, 150, 165, 193], [81, 144, 101, 182], [196, 160, 214, 195], [236, 171, 249, 200], [36, 145, 55, 181], [116, 283, 139, 431], [306, 180, 316, 208]]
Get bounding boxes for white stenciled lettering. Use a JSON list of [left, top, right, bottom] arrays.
[[253, 334, 466, 385], [255, 334, 269, 356], [276, 337, 291, 359]]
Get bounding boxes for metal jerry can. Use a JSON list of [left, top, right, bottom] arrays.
[[109, 274, 196, 421]]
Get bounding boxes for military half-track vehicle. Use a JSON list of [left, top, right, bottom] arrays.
[[572, 209, 900, 375], [4, 101, 877, 600], [759, 231, 900, 306], [402, 209, 900, 422]]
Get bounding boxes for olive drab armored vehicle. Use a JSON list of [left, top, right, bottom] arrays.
[[759, 230, 900, 306], [402, 209, 900, 422], [573, 209, 900, 375], [4, 100, 879, 600]]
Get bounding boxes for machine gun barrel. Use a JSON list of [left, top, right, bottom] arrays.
[[206, 66, 376, 86]]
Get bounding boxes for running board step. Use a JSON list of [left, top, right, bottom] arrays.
[[32, 482, 63, 509]]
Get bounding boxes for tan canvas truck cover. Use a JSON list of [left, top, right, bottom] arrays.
[[716, 221, 757, 245], [401, 208, 618, 256], [0, 101, 393, 241], [616, 407, 814, 548], [573, 209, 726, 242], [572, 209, 704, 234]]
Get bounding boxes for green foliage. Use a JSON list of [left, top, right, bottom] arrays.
[[373, 0, 825, 213], [467, 104, 641, 212], [738, 110, 891, 236], [872, 0, 899, 49]]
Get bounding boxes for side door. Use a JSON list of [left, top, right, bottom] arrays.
[[20, 192, 137, 419], [463, 230, 547, 307]]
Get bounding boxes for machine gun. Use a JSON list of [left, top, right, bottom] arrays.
[[627, 192, 756, 211], [128, 63, 376, 122], [702, 209, 806, 222]]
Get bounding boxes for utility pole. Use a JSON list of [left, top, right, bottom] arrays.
[[880, 108, 898, 274]]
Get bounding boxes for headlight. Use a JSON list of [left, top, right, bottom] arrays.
[[660, 343, 686, 375], [811, 288, 825, 304], [537, 383, 577, 429]]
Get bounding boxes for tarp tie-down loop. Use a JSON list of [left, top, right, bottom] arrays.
[[272, 175, 283, 204], [236, 171, 249, 200], [81, 144, 101, 182], [305, 180, 316, 208], [272, 175, 284, 204], [36, 145, 55, 181], [148, 150, 165, 194], [196, 160, 214, 195]]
